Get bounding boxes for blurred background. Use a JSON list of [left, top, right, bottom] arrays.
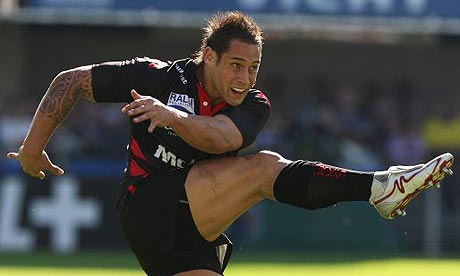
[[1, 0, 460, 265]]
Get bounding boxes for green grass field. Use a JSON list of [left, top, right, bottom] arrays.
[[1, 251, 460, 276]]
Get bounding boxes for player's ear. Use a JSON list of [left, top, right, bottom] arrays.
[[203, 46, 217, 65]]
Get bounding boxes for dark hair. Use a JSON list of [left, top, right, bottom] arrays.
[[194, 11, 263, 63]]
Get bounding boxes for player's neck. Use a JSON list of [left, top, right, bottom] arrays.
[[196, 65, 222, 107]]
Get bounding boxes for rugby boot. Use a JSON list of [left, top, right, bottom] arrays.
[[370, 153, 454, 219]]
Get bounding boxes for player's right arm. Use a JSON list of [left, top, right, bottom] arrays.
[[7, 65, 94, 179]]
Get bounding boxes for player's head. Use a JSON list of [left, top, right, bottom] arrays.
[[196, 11, 264, 107], [194, 11, 263, 64]]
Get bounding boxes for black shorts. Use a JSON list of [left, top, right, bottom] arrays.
[[116, 168, 232, 276]]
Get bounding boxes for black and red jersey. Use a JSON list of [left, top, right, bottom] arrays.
[[91, 57, 270, 177]]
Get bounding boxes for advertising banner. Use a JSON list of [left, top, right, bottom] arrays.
[[25, 0, 460, 18], [0, 161, 126, 253]]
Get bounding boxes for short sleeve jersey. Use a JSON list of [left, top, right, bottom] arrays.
[[91, 57, 270, 177]]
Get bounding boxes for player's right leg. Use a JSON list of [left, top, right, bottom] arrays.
[[186, 151, 454, 243], [185, 150, 376, 242]]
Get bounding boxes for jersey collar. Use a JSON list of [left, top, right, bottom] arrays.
[[196, 82, 227, 116]]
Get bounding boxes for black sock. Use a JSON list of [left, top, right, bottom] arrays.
[[273, 160, 373, 210]]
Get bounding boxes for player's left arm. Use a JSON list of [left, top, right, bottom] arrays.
[[171, 113, 243, 154], [123, 89, 269, 154]]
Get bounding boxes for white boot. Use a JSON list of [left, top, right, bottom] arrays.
[[370, 153, 454, 219]]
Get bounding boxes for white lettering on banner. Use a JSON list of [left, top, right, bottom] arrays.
[[236, 0, 268, 10], [279, 0, 301, 12], [237, 0, 428, 14], [0, 177, 35, 252], [307, 0, 340, 12], [349, 0, 393, 13], [39, 0, 111, 7], [29, 177, 101, 253], [405, 0, 428, 13], [350, 0, 428, 13]]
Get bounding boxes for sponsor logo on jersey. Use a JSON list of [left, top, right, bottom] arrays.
[[154, 144, 195, 168], [174, 63, 188, 84], [167, 92, 195, 114], [174, 63, 184, 74]]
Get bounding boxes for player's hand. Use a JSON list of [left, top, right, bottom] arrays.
[[6, 146, 65, 180], [122, 89, 186, 133]]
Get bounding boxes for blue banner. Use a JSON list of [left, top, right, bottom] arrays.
[[25, 0, 460, 18]]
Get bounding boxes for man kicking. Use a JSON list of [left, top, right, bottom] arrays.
[[7, 11, 454, 276]]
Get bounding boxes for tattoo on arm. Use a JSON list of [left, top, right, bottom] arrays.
[[39, 67, 94, 123]]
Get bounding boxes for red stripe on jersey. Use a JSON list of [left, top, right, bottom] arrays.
[[130, 136, 147, 159], [196, 82, 227, 116], [129, 137, 148, 177], [129, 158, 147, 177]]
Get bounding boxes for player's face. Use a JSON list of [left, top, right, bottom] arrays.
[[205, 40, 261, 106]]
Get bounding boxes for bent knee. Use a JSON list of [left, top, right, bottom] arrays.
[[244, 151, 291, 199], [243, 150, 291, 176]]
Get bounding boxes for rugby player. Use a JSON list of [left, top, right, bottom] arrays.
[[7, 11, 454, 276]]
